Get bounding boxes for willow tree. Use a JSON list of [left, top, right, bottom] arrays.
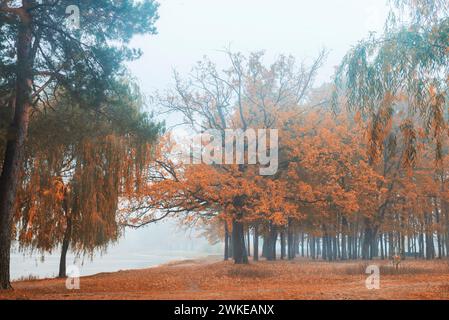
[[335, 0, 448, 164], [15, 83, 161, 278], [0, 0, 159, 289]]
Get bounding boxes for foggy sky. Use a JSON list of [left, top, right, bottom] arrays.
[[128, 0, 389, 95]]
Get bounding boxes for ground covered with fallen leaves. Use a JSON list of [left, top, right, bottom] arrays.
[[1, 257, 449, 300]]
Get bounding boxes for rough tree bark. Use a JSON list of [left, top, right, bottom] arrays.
[[0, 9, 33, 289], [232, 218, 248, 264]]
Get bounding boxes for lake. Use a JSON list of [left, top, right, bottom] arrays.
[[11, 222, 222, 280]]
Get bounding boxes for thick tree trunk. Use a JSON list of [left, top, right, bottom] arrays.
[[262, 235, 268, 258], [232, 219, 248, 264], [0, 17, 33, 290]]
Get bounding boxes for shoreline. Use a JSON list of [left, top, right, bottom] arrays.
[[10, 250, 220, 282], [11, 254, 222, 283]]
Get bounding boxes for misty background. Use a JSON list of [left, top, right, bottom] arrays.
[[12, 0, 389, 280]]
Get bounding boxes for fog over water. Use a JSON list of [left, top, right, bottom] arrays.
[[11, 221, 221, 280]]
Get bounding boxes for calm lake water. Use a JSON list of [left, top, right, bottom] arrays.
[[11, 222, 222, 280]]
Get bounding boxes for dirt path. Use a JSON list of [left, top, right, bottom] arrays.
[[1, 258, 449, 300]]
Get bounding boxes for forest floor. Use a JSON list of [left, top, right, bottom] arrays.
[[1, 256, 449, 300]]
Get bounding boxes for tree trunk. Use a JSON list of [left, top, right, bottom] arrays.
[[266, 223, 277, 261], [362, 226, 373, 260], [328, 236, 332, 260], [280, 231, 286, 260], [400, 233, 406, 259], [306, 235, 309, 257], [310, 236, 315, 259], [253, 224, 259, 261], [262, 235, 268, 258], [58, 216, 72, 278], [444, 195, 449, 258], [322, 235, 327, 260], [224, 221, 229, 261], [295, 233, 300, 255], [333, 235, 338, 260], [287, 219, 294, 260], [301, 233, 305, 257], [232, 219, 248, 264], [424, 213, 435, 260], [419, 231, 424, 258], [353, 230, 358, 259], [341, 234, 347, 260], [0, 16, 33, 290], [247, 228, 251, 257], [380, 234, 384, 260], [435, 199, 442, 259]]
